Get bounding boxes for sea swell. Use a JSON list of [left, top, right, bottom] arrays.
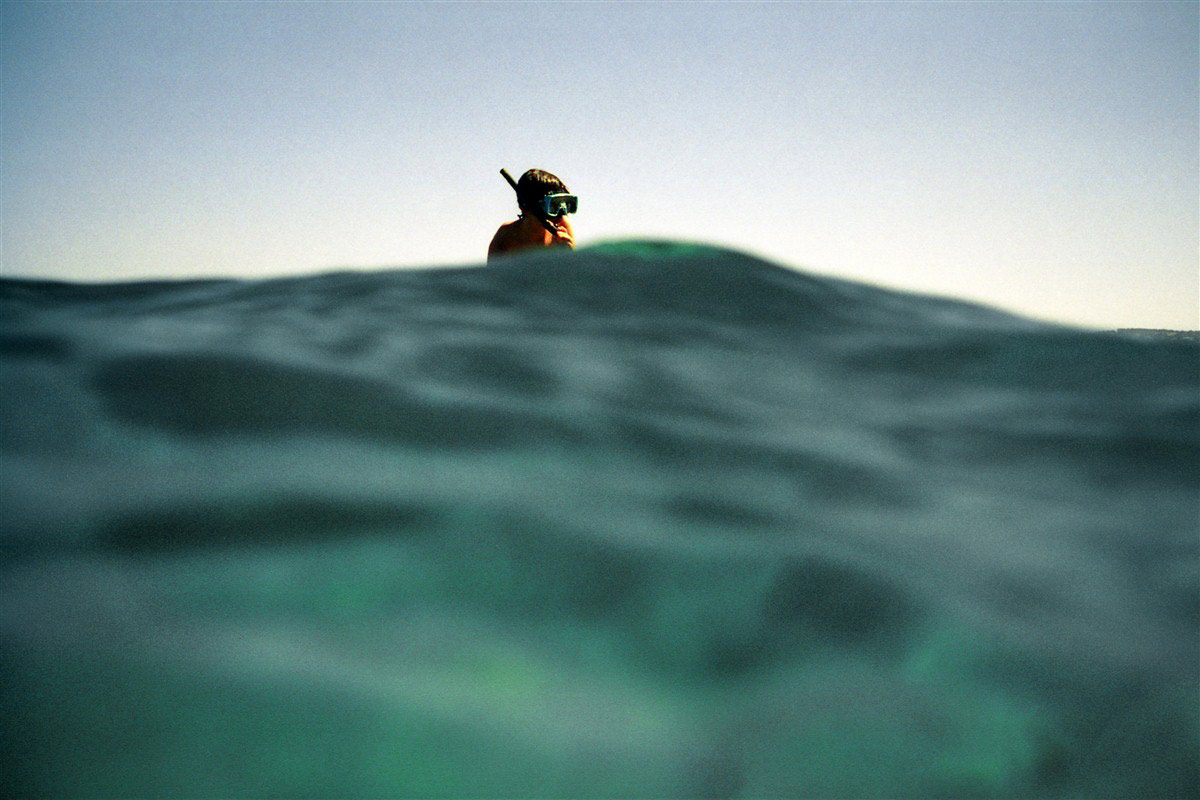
[[1, 241, 1197, 797]]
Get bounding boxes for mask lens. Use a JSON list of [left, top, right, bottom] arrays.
[[542, 193, 577, 217]]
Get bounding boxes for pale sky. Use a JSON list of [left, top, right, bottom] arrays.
[[2, 1, 1197, 329]]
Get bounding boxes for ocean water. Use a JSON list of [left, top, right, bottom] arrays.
[[1, 241, 1196, 798]]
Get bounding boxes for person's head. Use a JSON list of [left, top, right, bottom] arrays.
[[516, 169, 569, 216]]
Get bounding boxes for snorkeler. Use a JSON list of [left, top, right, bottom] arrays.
[[488, 168, 577, 262]]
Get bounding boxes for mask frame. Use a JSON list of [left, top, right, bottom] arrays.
[[540, 193, 578, 218]]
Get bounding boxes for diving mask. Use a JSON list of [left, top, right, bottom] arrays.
[[541, 193, 578, 218]]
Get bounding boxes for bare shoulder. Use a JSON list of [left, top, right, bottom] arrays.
[[487, 219, 535, 262], [488, 220, 524, 261]]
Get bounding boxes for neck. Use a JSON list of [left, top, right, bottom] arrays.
[[520, 213, 555, 233]]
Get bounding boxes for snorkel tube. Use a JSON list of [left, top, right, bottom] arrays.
[[501, 168, 559, 236]]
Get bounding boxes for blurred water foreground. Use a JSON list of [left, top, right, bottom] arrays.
[[1, 242, 1197, 797]]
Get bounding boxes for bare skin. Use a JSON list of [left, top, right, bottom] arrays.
[[488, 212, 575, 263]]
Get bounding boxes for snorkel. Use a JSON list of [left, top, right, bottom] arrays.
[[500, 168, 576, 236]]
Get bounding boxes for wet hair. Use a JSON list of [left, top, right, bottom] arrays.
[[516, 169, 569, 214]]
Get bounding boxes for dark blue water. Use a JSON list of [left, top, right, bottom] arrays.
[[2, 241, 1197, 797]]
